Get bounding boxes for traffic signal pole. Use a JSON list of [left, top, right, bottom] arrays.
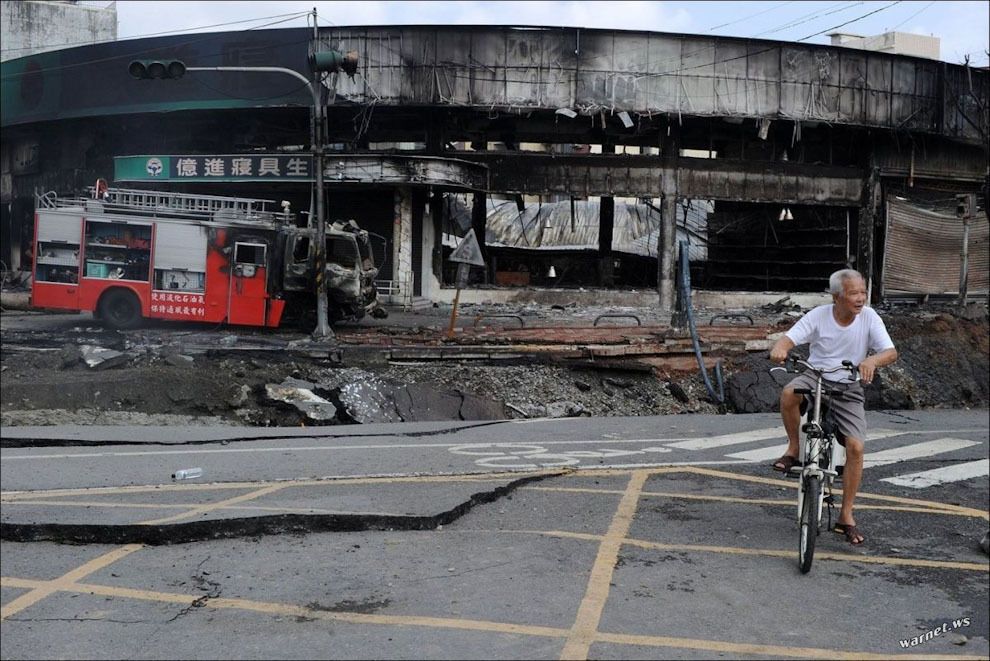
[[183, 66, 331, 337]]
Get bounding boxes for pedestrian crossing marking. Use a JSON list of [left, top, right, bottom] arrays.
[[724, 429, 904, 462], [881, 459, 989, 489], [667, 427, 782, 450], [863, 438, 979, 468]]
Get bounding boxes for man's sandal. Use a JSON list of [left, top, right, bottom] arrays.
[[772, 454, 800, 473], [834, 523, 865, 545]]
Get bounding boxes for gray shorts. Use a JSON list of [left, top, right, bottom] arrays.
[[785, 373, 867, 444]]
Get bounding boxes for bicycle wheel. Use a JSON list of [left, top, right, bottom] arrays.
[[798, 475, 821, 573]]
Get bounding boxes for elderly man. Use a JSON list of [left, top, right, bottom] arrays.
[[769, 269, 898, 545]]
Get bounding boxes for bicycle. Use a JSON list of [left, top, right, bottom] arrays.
[[771, 355, 859, 573]]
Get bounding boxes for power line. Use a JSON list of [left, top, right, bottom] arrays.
[[1, 14, 310, 82], [708, 1, 797, 31], [0, 10, 310, 55], [756, 1, 866, 37], [797, 0, 904, 41], [891, 0, 936, 30]]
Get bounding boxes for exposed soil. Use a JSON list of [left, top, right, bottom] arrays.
[[1, 302, 986, 427]]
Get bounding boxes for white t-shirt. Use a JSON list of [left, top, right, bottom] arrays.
[[785, 304, 895, 381]]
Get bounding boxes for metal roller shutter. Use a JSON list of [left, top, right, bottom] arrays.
[[883, 198, 989, 295], [154, 223, 207, 272]]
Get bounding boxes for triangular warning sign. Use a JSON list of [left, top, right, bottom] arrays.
[[448, 228, 486, 266]]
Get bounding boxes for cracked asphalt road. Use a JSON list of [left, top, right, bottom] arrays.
[[2, 411, 988, 659]]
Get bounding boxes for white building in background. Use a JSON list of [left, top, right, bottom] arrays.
[[828, 31, 940, 60], [1, 0, 116, 63]]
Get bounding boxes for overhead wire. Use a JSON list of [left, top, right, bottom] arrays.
[[890, 1, 936, 31], [708, 1, 798, 31], [0, 10, 311, 55], [0, 13, 311, 82], [797, 0, 903, 41], [756, 1, 865, 37]]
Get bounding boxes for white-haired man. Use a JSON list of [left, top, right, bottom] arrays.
[[769, 269, 898, 545]]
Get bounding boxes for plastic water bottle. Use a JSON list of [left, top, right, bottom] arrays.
[[171, 467, 203, 480]]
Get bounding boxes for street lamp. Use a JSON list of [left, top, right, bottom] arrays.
[[127, 50, 358, 340]]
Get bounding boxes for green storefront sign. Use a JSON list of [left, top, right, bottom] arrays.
[[114, 155, 315, 183]]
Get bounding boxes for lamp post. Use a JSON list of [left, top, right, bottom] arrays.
[[129, 50, 358, 339]]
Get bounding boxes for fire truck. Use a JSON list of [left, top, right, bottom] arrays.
[[30, 185, 386, 330]]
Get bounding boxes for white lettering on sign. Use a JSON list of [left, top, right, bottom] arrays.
[[176, 158, 198, 177], [230, 158, 252, 176], [258, 158, 280, 176], [204, 158, 225, 177], [286, 157, 309, 176]]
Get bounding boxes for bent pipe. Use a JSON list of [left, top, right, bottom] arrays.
[[0, 470, 566, 545], [677, 240, 724, 404]]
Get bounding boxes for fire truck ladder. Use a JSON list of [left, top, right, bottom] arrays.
[[99, 188, 281, 222]]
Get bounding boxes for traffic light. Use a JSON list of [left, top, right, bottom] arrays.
[[128, 60, 186, 80], [309, 50, 358, 75], [956, 194, 976, 219]]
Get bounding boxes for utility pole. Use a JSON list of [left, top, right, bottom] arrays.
[[310, 7, 330, 339], [957, 193, 977, 308]]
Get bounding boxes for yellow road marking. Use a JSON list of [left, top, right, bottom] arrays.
[[1, 575, 982, 660], [0, 500, 412, 517], [0, 544, 143, 621], [514, 529, 987, 572], [675, 466, 989, 518], [524, 486, 985, 517], [560, 470, 648, 660], [0, 470, 559, 502], [138, 484, 286, 525], [594, 630, 988, 660]]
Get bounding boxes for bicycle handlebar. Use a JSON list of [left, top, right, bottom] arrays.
[[776, 355, 859, 382]]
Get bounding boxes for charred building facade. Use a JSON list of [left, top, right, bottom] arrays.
[[2, 25, 987, 310]]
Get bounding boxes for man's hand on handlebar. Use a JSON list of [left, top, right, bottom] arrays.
[[858, 356, 877, 384], [769, 342, 792, 364]]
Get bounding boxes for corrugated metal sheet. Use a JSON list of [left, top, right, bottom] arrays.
[[468, 198, 709, 258], [883, 198, 989, 295]]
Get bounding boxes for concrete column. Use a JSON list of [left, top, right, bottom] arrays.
[[857, 167, 880, 302], [393, 187, 414, 308], [659, 175, 678, 313], [471, 191, 487, 283], [599, 143, 615, 287], [427, 188, 444, 299], [599, 195, 615, 286]]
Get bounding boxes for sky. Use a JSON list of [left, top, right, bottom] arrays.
[[91, 1, 989, 66]]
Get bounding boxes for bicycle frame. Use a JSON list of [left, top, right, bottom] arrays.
[[797, 370, 839, 525], [772, 356, 858, 572]]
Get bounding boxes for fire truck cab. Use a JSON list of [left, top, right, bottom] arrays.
[[31, 186, 384, 330]]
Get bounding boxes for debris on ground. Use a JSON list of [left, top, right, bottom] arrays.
[[1, 300, 986, 427]]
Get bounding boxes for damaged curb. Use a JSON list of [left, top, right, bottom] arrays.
[[0, 469, 572, 545]]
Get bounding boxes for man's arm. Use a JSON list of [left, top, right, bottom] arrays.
[[769, 335, 796, 364], [859, 347, 897, 384]]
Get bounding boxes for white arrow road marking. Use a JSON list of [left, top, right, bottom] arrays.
[[880, 458, 989, 489]]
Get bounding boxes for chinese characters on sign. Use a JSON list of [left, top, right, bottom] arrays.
[[150, 291, 206, 318], [171, 155, 312, 180]]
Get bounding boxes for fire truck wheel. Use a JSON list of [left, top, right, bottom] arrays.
[[98, 289, 143, 330]]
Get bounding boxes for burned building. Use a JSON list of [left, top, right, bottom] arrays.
[[2, 24, 987, 311]]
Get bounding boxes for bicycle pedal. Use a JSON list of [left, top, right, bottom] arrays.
[[823, 495, 835, 505]]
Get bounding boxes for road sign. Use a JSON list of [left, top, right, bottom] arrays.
[[449, 229, 486, 266]]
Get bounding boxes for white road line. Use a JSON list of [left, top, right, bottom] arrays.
[[880, 459, 990, 489], [864, 438, 980, 467], [725, 429, 906, 462], [666, 427, 783, 450]]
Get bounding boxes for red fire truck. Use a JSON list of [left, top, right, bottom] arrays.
[[31, 185, 384, 330]]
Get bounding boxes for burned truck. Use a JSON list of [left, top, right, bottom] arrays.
[[30, 185, 386, 330]]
